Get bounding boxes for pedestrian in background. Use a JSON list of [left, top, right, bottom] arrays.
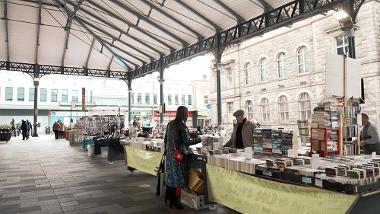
[[21, 120, 28, 140], [11, 118, 16, 137], [58, 120, 64, 139], [53, 121, 60, 140], [26, 120, 32, 139]]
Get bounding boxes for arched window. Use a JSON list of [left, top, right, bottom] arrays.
[[278, 95, 289, 122], [297, 46, 309, 74], [260, 97, 270, 122], [299, 92, 311, 120], [277, 52, 286, 79], [259, 58, 267, 82], [243, 62, 251, 85], [245, 100, 253, 120]]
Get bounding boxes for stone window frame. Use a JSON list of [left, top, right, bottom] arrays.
[[145, 93, 150, 105], [71, 89, 78, 103], [297, 46, 309, 74], [51, 89, 58, 103], [258, 57, 268, 82], [245, 100, 254, 121], [175, 94, 179, 105], [17, 87, 25, 102], [243, 62, 252, 85], [5, 87, 13, 101], [260, 97, 270, 122], [298, 92, 311, 120], [137, 93, 142, 105], [61, 89, 68, 103], [181, 95, 186, 105], [41, 88, 48, 102], [276, 52, 286, 79], [227, 101, 234, 113], [153, 93, 158, 105], [278, 95, 289, 122], [168, 94, 172, 105]]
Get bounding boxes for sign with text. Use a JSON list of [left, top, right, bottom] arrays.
[[207, 164, 357, 214]]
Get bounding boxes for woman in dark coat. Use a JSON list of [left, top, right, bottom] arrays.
[[21, 120, 28, 140], [164, 106, 200, 209]]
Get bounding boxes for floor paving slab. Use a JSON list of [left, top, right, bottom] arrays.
[[0, 135, 237, 214]]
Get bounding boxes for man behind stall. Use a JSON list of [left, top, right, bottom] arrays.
[[224, 110, 256, 149], [360, 113, 380, 154]]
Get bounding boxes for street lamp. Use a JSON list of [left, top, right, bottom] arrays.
[[333, 9, 355, 33]]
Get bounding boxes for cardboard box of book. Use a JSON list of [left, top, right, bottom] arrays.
[[180, 189, 206, 210], [188, 168, 204, 194]]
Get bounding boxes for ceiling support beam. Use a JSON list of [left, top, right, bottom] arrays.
[[4, 0, 10, 62], [69, 3, 165, 57], [64, 0, 84, 30], [256, 0, 275, 11], [175, 0, 222, 32], [60, 0, 84, 67], [107, 55, 114, 71], [0, 60, 127, 79], [87, 1, 173, 52], [213, 0, 245, 23], [145, 1, 203, 39], [84, 38, 95, 69], [35, 0, 42, 64], [109, 0, 188, 47], [53, 0, 134, 70], [75, 15, 151, 63]]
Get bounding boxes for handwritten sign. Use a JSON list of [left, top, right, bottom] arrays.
[[206, 164, 357, 214]]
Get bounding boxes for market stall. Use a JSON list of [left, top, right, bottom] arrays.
[[123, 137, 164, 176]]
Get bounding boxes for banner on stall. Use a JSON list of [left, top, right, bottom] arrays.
[[125, 146, 163, 176], [206, 164, 358, 214]]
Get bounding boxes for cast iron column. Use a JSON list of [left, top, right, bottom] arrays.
[[32, 77, 39, 137], [159, 62, 165, 126], [214, 34, 223, 125], [127, 74, 132, 126]]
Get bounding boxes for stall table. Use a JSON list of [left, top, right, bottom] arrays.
[[124, 145, 163, 176], [206, 164, 380, 214]]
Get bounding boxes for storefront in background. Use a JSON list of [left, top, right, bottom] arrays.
[[153, 111, 197, 128]]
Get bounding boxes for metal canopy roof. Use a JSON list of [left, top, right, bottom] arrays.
[[0, 0, 365, 80]]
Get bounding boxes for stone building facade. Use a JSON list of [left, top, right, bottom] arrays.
[[210, 0, 380, 132]]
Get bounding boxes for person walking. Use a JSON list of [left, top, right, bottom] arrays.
[[26, 120, 32, 139], [164, 106, 201, 209], [11, 118, 16, 137], [16, 122, 21, 137], [52, 121, 60, 140], [21, 120, 28, 140], [58, 120, 64, 139]]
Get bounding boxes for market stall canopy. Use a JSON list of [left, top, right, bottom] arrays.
[[0, 0, 296, 76], [0, 0, 365, 79]]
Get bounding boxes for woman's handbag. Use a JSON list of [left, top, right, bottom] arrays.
[[174, 149, 184, 163], [171, 130, 185, 163]]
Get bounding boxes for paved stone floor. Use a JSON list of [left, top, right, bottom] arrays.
[[0, 135, 236, 214]]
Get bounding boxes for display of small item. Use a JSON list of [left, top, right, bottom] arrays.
[[253, 129, 293, 156]]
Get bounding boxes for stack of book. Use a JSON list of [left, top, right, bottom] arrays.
[[253, 129, 293, 156], [310, 102, 341, 156]]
